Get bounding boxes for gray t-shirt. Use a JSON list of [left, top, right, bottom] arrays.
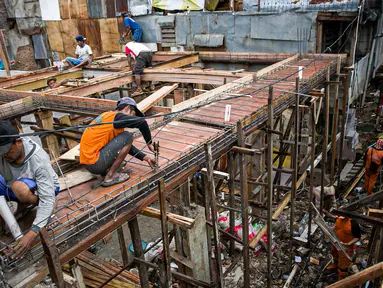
[[0, 138, 59, 228]]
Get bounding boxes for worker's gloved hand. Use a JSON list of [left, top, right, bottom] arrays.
[[12, 230, 38, 259], [143, 155, 156, 169], [147, 143, 155, 154]]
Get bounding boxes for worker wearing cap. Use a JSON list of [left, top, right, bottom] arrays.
[[0, 120, 60, 258], [364, 138, 383, 194], [125, 42, 152, 96], [64, 35, 93, 68], [121, 12, 143, 42], [80, 97, 155, 187], [46, 77, 78, 90], [327, 215, 361, 280]]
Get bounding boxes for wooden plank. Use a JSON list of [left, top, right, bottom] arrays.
[[78, 19, 103, 57], [59, 145, 80, 161], [99, 18, 120, 53], [117, 227, 129, 266], [58, 168, 96, 192], [139, 84, 178, 112], [326, 261, 383, 288], [368, 208, 383, 218], [60, 0, 88, 19], [39, 228, 65, 288], [60, 19, 79, 58]]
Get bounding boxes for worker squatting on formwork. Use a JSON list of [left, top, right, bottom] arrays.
[[79, 97, 156, 187], [0, 120, 59, 259], [364, 138, 383, 194]]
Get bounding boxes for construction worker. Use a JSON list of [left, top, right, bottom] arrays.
[[79, 97, 155, 187], [64, 35, 93, 68], [326, 213, 361, 280], [46, 77, 79, 90], [364, 138, 383, 194], [125, 41, 153, 96], [121, 12, 143, 42], [0, 120, 60, 259]]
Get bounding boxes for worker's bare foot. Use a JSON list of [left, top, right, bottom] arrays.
[[101, 173, 130, 187]]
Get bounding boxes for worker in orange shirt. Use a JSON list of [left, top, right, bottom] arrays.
[[364, 138, 383, 194], [326, 214, 361, 280]]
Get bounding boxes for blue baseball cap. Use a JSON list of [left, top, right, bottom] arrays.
[[75, 35, 86, 42], [116, 97, 144, 117]]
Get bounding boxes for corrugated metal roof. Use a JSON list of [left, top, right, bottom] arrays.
[[243, 0, 359, 12]]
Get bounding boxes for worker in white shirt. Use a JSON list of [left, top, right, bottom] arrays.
[[64, 35, 93, 69], [125, 42, 152, 96]]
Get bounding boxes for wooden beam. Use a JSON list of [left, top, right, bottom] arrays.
[[39, 228, 65, 288], [4, 71, 83, 91], [141, 207, 195, 228], [117, 227, 129, 266], [35, 110, 60, 159], [332, 209, 383, 228], [342, 190, 383, 211], [326, 261, 383, 288]]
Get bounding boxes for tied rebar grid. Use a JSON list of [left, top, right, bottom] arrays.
[[0, 125, 236, 273], [0, 55, 339, 275]]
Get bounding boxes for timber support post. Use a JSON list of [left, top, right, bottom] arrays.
[[128, 217, 150, 288], [204, 143, 224, 288], [39, 228, 65, 288], [237, 121, 250, 288], [267, 85, 274, 288]]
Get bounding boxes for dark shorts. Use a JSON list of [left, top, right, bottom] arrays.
[[85, 131, 133, 175], [0, 175, 59, 202], [134, 52, 152, 76]]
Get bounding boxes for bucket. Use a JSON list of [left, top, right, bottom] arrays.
[[129, 240, 147, 254]]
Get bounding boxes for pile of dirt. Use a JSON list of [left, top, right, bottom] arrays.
[[14, 45, 37, 71]]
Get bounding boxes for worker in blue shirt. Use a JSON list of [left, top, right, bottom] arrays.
[[121, 12, 143, 43]]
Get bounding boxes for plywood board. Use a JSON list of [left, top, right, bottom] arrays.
[[78, 19, 103, 57], [59, 0, 89, 19], [60, 19, 79, 57], [45, 21, 65, 53], [58, 167, 96, 191], [99, 18, 120, 53]]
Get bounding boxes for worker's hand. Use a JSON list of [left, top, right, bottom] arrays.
[[12, 230, 38, 259], [340, 241, 350, 246], [143, 155, 156, 169], [147, 143, 155, 154]]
